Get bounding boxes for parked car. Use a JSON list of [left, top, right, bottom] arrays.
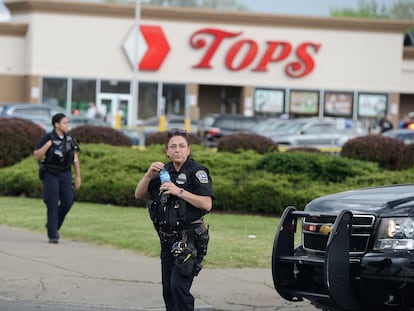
[[0, 103, 70, 118], [141, 114, 199, 138], [272, 183, 414, 311], [263, 117, 368, 148], [119, 128, 143, 146], [0, 113, 53, 132], [382, 128, 414, 144], [69, 116, 110, 128], [198, 114, 265, 147], [249, 118, 288, 136]]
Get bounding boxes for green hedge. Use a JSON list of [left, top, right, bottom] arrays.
[[1, 143, 414, 215]]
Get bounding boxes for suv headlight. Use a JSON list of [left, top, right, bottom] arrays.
[[374, 217, 414, 250]]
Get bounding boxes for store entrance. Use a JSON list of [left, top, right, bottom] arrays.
[[97, 93, 132, 128], [198, 85, 242, 118]]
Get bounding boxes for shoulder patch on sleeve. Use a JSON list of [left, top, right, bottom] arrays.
[[195, 170, 209, 184]]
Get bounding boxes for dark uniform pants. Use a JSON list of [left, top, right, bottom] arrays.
[[42, 171, 73, 239], [161, 241, 195, 311]]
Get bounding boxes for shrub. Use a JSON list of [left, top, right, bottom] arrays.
[[145, 131, 202, 146], [68, 125, 132, 146], [217, 133, 278, 154], [285, 146, 321, 153], [340, 134, 405, 170], [0, 117, 45, 168], [256, 152, 376, 183], [401, 143, 414, 169], [2, 142, 411, 215]]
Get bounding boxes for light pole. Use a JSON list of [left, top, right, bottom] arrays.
[[129, 0, 141, 128]]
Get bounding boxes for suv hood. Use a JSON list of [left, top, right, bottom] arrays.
[[305, 184, 414, 216]]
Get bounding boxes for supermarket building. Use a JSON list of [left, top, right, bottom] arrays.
[[0, 0, 414, 128]]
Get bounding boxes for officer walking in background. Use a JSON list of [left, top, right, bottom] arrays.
[[135, 129, 214, 311], [33, 113, 81, 244]]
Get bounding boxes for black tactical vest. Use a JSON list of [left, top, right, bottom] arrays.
[[147, 159, 208, 231], [44, 132, 77, 174]]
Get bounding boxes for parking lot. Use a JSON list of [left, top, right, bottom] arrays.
[[0, 225, 318, 311]]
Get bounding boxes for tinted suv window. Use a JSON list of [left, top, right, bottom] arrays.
[[214, 116, 258, 131], [214, 118, 238, 129]]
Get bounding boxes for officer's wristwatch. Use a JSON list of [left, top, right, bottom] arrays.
[[178, 188, 184, 198]]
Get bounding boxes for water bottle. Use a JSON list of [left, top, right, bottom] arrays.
[[159, 166, 171, 184], [159, 166, 171, 203]]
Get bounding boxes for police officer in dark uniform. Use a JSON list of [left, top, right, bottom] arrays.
[[135, 129, 214, 311], [34, 113, 81, 244]]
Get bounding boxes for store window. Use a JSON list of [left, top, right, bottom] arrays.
[[42, 78, 68, 110], [254, 88, 285, 117], [357, 93, 387, 118], [163, 83, 186, 115], [71, 79, 96, 116], [289, 90, 319, 118], [138, 82, 158, 120], [324, 91, 353, 118]]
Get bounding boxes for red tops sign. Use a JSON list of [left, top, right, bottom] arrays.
[[189, 28, 321, 78], [125, 25, 321, 78]]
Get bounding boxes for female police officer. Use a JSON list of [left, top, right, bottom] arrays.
[[135, 129, 214, 311], [34, 113, 81, 244]]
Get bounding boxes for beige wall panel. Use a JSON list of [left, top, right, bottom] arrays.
[[0, 36, 26, 74], [23, 13, 133, 79], [401, 59, 414, 93]]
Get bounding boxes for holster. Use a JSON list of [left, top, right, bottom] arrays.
[[38, 160, 46, 180], [172, 224, 210, 277], [147, 200, 160, 232]]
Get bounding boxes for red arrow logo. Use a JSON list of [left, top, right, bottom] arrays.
[[139, 25, 170, 71]]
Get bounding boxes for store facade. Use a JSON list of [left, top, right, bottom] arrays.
[[0, 0, 413, 128]]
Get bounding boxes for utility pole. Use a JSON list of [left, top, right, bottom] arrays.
[[129, 0, 141, 127]]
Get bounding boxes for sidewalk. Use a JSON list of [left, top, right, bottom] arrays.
[[0, 225, 317, 311]]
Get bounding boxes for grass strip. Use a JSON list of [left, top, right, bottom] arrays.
[[0, 196, 286, 269]]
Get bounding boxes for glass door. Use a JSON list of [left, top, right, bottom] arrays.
[[97, 93, 132, 128]]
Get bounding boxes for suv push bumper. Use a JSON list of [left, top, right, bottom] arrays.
[[272, 207, 414, 310], [272, 206, 360, 310]]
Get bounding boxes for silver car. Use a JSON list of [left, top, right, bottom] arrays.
[[382, 128, 414, 144], [0, 103, 69, 119], [263, 117, 368, 148]]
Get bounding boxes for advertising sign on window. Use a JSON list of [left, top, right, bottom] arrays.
[[254, 89, 284, 113], [357, 93, 387, 117], [290, 90, 319, 115], [324, 92, 353, 117]]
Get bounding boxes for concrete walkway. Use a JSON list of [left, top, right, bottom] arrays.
[[0, 225, 318, 311]]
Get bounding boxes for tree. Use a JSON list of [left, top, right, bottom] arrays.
[[330, 0, 414, 20], [389, 1, 414, 20]]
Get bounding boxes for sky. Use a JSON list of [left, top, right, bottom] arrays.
[[63, 0, 399, 17], [237, 0, 396, 16]]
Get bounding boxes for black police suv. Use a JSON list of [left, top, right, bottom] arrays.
[[272, 184, 414, 311]]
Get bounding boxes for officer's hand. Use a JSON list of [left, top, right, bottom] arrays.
[[160, 182, 178, 196], [74, 176, 81, 189], [146, 161, 164, 179], [41, 140, 52, 152]]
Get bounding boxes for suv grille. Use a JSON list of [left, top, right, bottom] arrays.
[[302, 214, 375, 254]]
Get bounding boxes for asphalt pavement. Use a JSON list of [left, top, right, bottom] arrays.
[[0, 225, 318, 311]]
